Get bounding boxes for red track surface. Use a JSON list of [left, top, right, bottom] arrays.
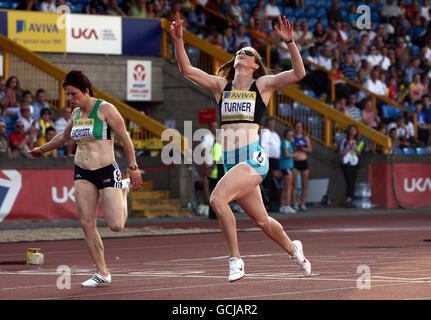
[[1, 212, 431, 300]]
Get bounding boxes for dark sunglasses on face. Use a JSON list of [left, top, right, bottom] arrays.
[[15, 125, 24, 128], [236, 49, 255, 57]]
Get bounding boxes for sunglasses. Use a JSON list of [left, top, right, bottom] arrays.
[[15, 125, 24, 128], [236, 49, 255, 57]]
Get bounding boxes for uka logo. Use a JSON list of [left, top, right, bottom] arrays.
[[52, 186, 75, 203], [71, 28, 98, 40], [0, 170, 22, 222], [404, 177, 431, 193]]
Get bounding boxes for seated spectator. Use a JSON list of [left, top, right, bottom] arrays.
[[154, 0, 170, 17], [388, 127, 399, 153], [9, 120, 34, 158], [324, 31, 340, 51], [333, 98, 352, 118], [54, 106, 72, 133], [409, 73, 426, 103], [327, 0, 344, 29], [35, 108, 55, 147], [1, 76, 20, 115], [32, 88, 50, 122], [422, 94, 431, 124], [222, 26, 236, 54], [230, 0, 245, 24], [354, 44, 368, 67], [358, 67, 387, 104], [387, 115, 410, 148], [146, 1, 158, 18], [188, 5, 206, 35], [366, 46, 383, 68], [357, 59, 372, 84], [313, 22, 329, 49], [361, 98, 381, 129], [40, 0, 56, 12], [264, 0, 281, 30], [394, 36, 411, 68], [346, 93, 361, 122], [17, 103, 37, 135], [178, 0, 192, 16], [128, 0, 147, 18], [0, 119, 12, 159], [317, 45, 332, 71], [234, 24, 252, 51], [42, 127, 58, 158], [85, 0, 105, 14], [329, 59, 349, 99], [381, 0, 401, 22], [405, 56, 423, 84], [106, 0, 127, 17], [340, 52, 358, 95], [250, 18, 267, 51], [296, 21, 315, 53], [346, 3, 357, 29], [387, 76, 398, 101], [421, 0, 430, 22], [16, 0, 38, 10], [414, 100, 431, 145], [0, 77, 6, 103]]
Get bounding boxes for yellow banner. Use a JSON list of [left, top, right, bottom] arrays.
[[7, 11, 65, 52]]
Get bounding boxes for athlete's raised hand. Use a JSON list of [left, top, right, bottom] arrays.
[[274, 16, 294, 42], [170, 11, 183, 42]]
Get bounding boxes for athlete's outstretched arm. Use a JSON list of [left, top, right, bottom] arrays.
[[28, 108, 76, 159], [259, 16, 306, 93], [170, 12, 225, 96]]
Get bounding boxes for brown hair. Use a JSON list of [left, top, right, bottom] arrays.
[[346, 124, 359, 143], [216, 49, 269, 80], [62, 70, 94, 97]]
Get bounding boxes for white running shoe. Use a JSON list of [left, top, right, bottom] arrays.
[[300, 204, 307, 211], [292, 240, 312, 277], [228, 257, 245, 282], [293, 203, 300, 211], [286, 206, 297, 214], [280, 206, 287, 213], [81, 272, 112, 288], [122, 178, 131, 193]]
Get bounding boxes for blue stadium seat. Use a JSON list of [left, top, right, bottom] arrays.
[[304, 90, 317, 98], [306, 8, 316, 18], [308, 18, 317, 29], [0, 2, 10, 9], [315, 0, 325, 8], [416, 147, 429, 154], [283, 7, 294, 17], [393, 148, 402, 154], [11, 1, 20, 9], [382, 105, 404, 120], [320, 18, 329, 30], [403, 147, 415, 155], [316, 8, 327, 19], [294, 8, 305, 19], [71, 4, 84, 13]]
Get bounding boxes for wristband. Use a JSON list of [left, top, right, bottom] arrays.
[[285, 38, 295, 44], [129, 170, 141, 174]]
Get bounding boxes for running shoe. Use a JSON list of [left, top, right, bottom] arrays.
[[291, 240, 312, 277], [280, 206, 287, 213], [228, 257, 245, 282], [299, 204, 307, 211], [81, 272, 112, 288], [293, 203, 300, 211], [286, 206, 297, 214]]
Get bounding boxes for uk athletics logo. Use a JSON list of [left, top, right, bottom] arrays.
[[0, 170, 22, 222]]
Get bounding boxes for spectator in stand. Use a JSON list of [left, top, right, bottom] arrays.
[[409, 73, 427, 103], [9, 120, 34, 158], [421, 0, 430, 22], [361, 98, 381, 129], [359, 67, 387, 104], [346, 3, 357, 29], [0, 77, 6, 104], [128, 0, 147, 18], [366, 46, 383, 68], [106, 0, 127, 17], [324, 31, 341, 51], [317, 45, 332, 71], [296, 21, 315, 53], [219, 0, 232, 17], [388, 127, 399, 153], [387, 76, 398, 101], [313, 22, 329, 49], [54, 106, 72, 133], [422, 95, 431, 124], [229, 0, 245, 24], [178, 0, 193, 16], [357, 59, 372, 84], [40, 0, 56, 12], [1, 76, 20, 115], [42, 127, 59, 158], [85, 0, 105, 14], [221, 26, 236, 54], [381, 0, 401, 22], [333, 98, 352, 118], [340, 52, 358, 95], [329, 59, 349, 99], [414, 100, 430, 144], [146, 1, 158, 18], [33, 89, 50, 122], [394, 36, 411, 68], [346, 93, 361, 122], [17, 103, 37, 135], [250, 18, 267, 51], [327, 0, 344, 29], [377, 46, 391, 71], [234, 24, 252, 50], [154, 0, 170, 17], [16, 0, 38, 10], [247, 6, 261, 30], [405, 57, 423, 84], [0, 119, 12, 159], [405, 0, 420, 22], [255, 0, 266, 22], [419, 47, 430, 72], [387, 115, 411, 148], [354, 44, 368, 67], [35, 108, 55, 147], [188, 5, 206, 36], [264, 0, 281, 30]]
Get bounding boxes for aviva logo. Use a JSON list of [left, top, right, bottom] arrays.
[[223, 91, 256, 100], [16, 20, 59, 33]]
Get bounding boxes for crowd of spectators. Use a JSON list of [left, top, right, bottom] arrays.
[[4, 0, 431, 151], [0, 76, 74, 158]]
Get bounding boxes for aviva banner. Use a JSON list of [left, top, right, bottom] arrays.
[[7, 11, 66, 52]]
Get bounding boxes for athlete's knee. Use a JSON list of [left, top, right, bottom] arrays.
[[81, 219, 97, 235], [107, 220, 124, 232], [209, 193, 226, 212], [254, 217, 271, 231]]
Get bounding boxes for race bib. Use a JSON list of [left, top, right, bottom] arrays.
[[221, 90, 256, 122], [71, 119, 95, 144]]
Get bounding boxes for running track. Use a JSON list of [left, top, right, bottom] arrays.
[[1, 212, 431, 301]]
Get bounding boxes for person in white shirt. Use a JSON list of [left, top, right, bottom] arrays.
[[264, 0, 281, 29], [317, 45, 333, 71], [54, 106, 72, 133], [260, 118, 282, 209], [366, 46, 383, 67], [40, 0, 57, 12], [381, 0, 401, 21], [358, 67, 387, 103]]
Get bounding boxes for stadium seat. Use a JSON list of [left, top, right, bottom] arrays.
[[283, 7, 294, 17], [416, 147, 428, 154], [316, 8, 327, 18], [308, 18, 317, 29], [382, 105, 404, 120], [304, 90, 317, 98], [294, 8, 305, 19], [315, 0, 325, 8], [402, 147, 415, 155], [393, 148, 402, 154], [0, 2, 10, 9], [306, 8, 316, 18]]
